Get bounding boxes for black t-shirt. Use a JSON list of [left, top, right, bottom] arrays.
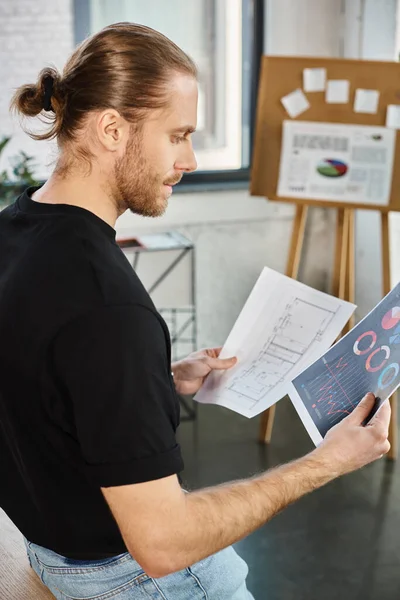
[[0, 187, 183, 559]]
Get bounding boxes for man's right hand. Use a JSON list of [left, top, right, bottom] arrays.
[[314, 392, 391, 476], [102, 392, 391, 578]]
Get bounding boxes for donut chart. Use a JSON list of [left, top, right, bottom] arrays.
[[378, 363, 400, 389], [317, 159, 348, 178], [382, 307, 400, 330], [365, 345, 390, 373], [353, 331, 377, 356]]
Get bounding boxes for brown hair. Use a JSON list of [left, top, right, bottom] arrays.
[[10, 22, 197, 154]]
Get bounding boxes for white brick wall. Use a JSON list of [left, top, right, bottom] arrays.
[[0, 0, 73, 179]]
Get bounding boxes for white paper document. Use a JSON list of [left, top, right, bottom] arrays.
[[194, 268, 355, 418], [386, 105, 400, 129], [281, 89, 310, 118], [303, 68, 326, 92], [326, 80, 350, 104], [354, 89, 380, 114], [277, 120, 396, 206]]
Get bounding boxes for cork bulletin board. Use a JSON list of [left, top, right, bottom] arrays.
[[251, 56, 400, 212]]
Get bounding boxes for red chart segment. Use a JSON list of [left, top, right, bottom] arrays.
[[382, 307, 400, 330]]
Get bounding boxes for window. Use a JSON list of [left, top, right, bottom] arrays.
[[73, 0, 263, 186]]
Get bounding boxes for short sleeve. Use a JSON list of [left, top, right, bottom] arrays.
[[52, 304, 183, 487]]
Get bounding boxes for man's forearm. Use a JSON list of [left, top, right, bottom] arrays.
[[155, 449, 337, 574], [104, 393, 389, 579]]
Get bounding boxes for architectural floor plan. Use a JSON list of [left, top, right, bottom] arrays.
[[195, 268, 356, 418]]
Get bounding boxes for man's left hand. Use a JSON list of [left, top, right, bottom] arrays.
[[171, 348, 237, 395]]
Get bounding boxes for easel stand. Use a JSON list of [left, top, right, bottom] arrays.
[[259, 204, 398, 460]]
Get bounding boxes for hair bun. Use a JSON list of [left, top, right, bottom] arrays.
[[42, 75, 54, 112]]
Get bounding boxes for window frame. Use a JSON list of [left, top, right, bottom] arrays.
[[73, 0, 264, 190]]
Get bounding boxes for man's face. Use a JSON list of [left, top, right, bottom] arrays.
[[114, 73, 198, 217]]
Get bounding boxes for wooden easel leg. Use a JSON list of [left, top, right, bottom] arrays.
[[338, 209, 350, 301], [259, 204, 308, 444], [332, 208, 351, 344], [381, 212, 397, 460], [286, 204, 309, 279], [259, 407, 277, 446], [332, 209, 347, 299], [343, 209, 356, 334], [347, 209, 356, 325]]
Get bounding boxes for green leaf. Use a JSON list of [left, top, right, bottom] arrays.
[[0, 136, 11, 156]]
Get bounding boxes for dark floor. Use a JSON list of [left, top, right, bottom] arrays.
[[176, 397, 400, 600]]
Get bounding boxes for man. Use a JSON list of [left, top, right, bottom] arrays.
[[1, 22, 390, 600]]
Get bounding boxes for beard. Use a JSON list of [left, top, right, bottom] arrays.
[[112, 129, 179, 218]]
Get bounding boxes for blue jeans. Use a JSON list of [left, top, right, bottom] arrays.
[[24, 538, 254, 599]]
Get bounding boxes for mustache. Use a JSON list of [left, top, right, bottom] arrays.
[[164, 176, 183, 186]]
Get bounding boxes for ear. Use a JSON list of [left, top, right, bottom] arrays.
[[96, 109, 128, 152]]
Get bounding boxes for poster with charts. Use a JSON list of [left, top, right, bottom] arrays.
[[277, 121, 396, 206], [290, 282, 400, 445]]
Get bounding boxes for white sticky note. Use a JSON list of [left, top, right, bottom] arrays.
[[386, 105, 400, 129], [354, 89, 380, 114], [326, 80, 350, 104], [303, 68, 326, 92], [281, 89, 310, 119]]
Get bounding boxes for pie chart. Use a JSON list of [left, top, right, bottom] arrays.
[[382, 307, 400, 330], [317, 159, 348, 178]]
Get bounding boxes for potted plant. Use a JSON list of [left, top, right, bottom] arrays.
[[0, 136, 39, 208]]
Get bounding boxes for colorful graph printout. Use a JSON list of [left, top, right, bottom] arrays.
[[290, 282, 400, 445]]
